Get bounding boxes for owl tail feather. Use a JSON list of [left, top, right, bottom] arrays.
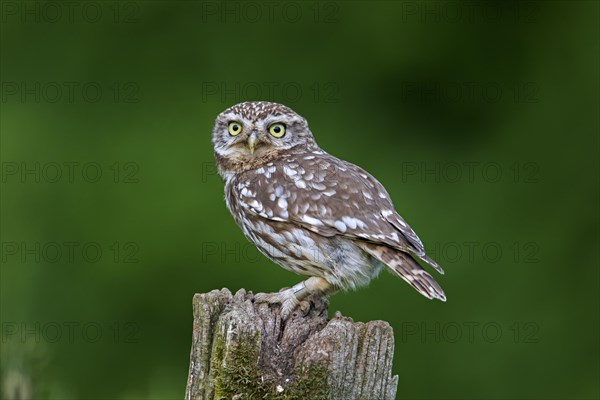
[[419, 254, 445, 275], [357, 242, 446, 302]]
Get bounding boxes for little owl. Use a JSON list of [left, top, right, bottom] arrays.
[[212, 101, 445, 318]]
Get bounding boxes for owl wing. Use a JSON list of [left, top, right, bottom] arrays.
[[234, 153, 443, 274]]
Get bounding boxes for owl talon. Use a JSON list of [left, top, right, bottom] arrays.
[[254, 288, 300, 320], [297, 300, 311, 316], [253, 291, 283, 304]]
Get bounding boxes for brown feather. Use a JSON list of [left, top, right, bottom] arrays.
[[357, 242, 446, 301]]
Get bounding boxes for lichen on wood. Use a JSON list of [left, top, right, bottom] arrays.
[[185, 288, 398, 400]]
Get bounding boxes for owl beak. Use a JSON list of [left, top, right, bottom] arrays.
[[247, 132, 258, 154]]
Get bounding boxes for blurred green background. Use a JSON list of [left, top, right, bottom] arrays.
[[1, 1, 598, 399]]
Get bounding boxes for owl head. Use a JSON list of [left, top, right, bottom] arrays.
[[212, 101, 318, 177]]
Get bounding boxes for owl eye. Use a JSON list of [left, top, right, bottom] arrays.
[[228, 121, 243, 136], [268, 123, 286, 138]]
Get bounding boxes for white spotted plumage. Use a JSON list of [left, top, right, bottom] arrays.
[[213, 101, 446, 304]]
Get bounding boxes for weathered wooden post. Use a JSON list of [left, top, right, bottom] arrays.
[[185, 288, 398, 400]]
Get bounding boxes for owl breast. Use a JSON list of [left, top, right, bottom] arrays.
[[223, 152, 383, 290]]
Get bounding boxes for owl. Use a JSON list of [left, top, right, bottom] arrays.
[[212, 101, 445, 319]]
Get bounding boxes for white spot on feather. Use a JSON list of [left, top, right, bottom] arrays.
[[302, 215, 323, 226], [342, 216, 357, 229], [334, 220, 347, 233], [343, 216, 366, 230], [295, 180, 307, 189], [283, 166, 297, 177], [247, 199, 262, 211], [319, 204, 327, 216]]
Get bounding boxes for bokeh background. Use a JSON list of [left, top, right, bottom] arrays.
[[1, 1, 598, 399]]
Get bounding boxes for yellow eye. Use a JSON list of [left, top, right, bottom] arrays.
[[228, 121, 243, 136], [268, 123, 286, 138]]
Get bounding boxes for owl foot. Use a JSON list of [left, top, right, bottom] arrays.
[[254, 277, 335, 320], [254, 288, 300, 320]]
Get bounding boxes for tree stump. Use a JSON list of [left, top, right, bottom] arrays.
[[185, 288, 398, 400]]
